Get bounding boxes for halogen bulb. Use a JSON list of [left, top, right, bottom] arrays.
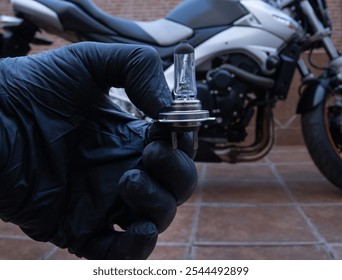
[[174, 41, 197, 100], [157, 41, 215, 150]]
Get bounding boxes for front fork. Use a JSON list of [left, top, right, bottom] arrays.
[[300, 0, 342, 80], [296, 0, 342, 113]]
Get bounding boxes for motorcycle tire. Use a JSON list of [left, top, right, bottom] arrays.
[[301, 92, 342, 189]]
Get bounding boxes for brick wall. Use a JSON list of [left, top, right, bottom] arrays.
[[327, 0, 342, 49], [93, 0, 180, 20], [1, 0, 342, 145]]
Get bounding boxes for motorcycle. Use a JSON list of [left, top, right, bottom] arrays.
[[1, 0, 342, 190]]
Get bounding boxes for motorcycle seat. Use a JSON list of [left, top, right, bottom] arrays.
[[57, 0, 193, 46], [134, 19, 193, 46]]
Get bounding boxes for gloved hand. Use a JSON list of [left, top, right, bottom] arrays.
[[0, 42, 198, 260]]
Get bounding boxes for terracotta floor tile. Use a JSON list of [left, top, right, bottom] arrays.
[[302, 206, 342, 243], [266, 146, 312, 163], [203, 163, 275, 182], [197, 206, 317, 243], [0, 220, 28, 237], [287, 181, 342, 203], [330, 245, 342, 259], [158, 205, 195, 243], [275, 128, 305, 146], [149, 246, 187, 260], [201, 180, 290, 204], [0, 238, 54, 260], [194, 245, 332, 260], [274, 163, 325, 182]]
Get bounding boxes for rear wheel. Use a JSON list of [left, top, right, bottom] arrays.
[[301, 91, 342, 189]]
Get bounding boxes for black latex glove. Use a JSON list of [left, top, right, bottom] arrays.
[[0, 42, 198, 260]]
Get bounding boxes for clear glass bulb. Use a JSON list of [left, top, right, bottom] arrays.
[[173, 41, 197, 100]]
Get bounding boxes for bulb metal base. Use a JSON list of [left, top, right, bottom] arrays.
[[157, 100, 215, 149]]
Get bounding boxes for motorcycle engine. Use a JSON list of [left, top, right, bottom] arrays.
[[197, 54, 261, 144]]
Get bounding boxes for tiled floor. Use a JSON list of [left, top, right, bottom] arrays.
[[1, 145, 342, 260]]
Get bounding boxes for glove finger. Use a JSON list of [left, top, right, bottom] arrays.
[[142, 140, 198, 205], [72, 220, 158, 260], [119, 169, 177, 233]]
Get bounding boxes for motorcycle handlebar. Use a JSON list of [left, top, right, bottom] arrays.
[[0, 15, 22, 30]]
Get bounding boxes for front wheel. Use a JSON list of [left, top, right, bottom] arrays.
[[301, 91, 342, 189]]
